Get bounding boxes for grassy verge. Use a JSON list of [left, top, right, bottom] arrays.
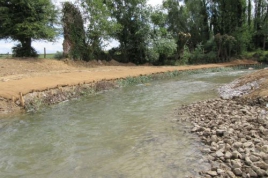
[[0, 53, 56, 59], [38, 54, 56, 59]]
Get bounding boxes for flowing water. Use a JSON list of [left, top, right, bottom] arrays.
[[0, 70, 250, 178]]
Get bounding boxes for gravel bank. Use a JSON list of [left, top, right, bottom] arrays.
[[177, 77, 268, 177]]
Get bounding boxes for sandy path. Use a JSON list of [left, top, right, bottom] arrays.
[[0, 60, 257, 100]]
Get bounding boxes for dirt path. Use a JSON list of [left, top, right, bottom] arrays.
[[0, 59, 257, 100]]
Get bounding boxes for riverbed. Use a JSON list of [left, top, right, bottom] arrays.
[[0, 70, 251, 178]]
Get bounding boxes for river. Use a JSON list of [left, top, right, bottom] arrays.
[[0, 70, 250, 178]]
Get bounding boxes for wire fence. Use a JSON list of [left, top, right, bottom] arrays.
[[0, 53, 56, 59]]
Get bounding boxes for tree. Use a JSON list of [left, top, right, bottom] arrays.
[[0, 0, 58, 57], [253, 0, 268, 49], [184, 0, 210, 46], [108, 0, 151, 64], [162, 0, 187, 60], [80, 0, 119, 60], [210, 0, 247, 35], [150, 6, 177, 64], [62, 2, 88, 60]]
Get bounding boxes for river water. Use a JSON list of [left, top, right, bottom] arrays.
[[0, 70, 250, 178]]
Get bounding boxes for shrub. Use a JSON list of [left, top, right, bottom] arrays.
[[54, 51, 65, 60], [12, 44, 38, 57], [176, 46, 191, 65], [259, 53, 268, 64], [188, 43, 217, 64]]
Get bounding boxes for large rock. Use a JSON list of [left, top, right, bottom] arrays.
[[225, 151, 232, 159], [215, 150, 224, 158], [232, 151, 242, 159], [250, 155, 260, 162], [254, 161, 268, 169], [206, 171, 218, 176], [233, 142, 243, 149], [231, 159, 242, 169], [233, 168, 242, 176]]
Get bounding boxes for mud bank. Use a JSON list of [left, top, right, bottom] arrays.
[[177, 69, 268, 177]]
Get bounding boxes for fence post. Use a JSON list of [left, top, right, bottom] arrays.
[[44, 48, 46, 58]]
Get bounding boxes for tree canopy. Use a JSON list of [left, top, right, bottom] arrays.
[[0, 0, 58, 57]]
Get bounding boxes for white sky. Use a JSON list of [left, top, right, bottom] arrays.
[[0, 0, 163, 54]]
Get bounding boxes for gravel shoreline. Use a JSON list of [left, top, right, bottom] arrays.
[[177, 74, 268, 177]]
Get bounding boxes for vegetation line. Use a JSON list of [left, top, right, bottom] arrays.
[[0, 0, 267, 64], [22, 64, 262, 112]]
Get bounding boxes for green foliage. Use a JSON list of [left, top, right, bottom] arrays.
[[189, 43, 205, 64], [0, 0, 58, 57], [260, 54, 268, 63], [12, 44, 38, 57], [108, 0, 151, 64], [80, 0, 120, 60], [62, 2, 88, 61], [232, 25, 252, 53], [53, 51, 64, 60], [152, 36, 177, 63], [214, 33, 237, 61], [2, 0, 266, 63], [155, 37, 177, 56], [210, 0, 247, 35], [252, 50, 268, 63], [253, 0, 268, 50], [188, 43, 217, 64], [177, 46, 191, 65]]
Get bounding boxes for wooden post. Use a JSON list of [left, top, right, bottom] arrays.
[[44, 48, 46, 58], [19, 92, 25, 108]]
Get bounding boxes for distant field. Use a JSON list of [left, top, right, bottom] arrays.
[[38, 54, 56, 59], [0, 53, 56, 59]]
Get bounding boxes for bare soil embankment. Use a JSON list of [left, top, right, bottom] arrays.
[[0, 58, 258, 114]]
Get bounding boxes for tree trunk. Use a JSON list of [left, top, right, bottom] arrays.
[[201, 0, 210, 41], [21, 38, 32, 52], [263, 35, 267, 50], [248, 0, 251, 27], [15, 37, 36, 57]]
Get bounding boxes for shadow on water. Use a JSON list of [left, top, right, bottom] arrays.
[[0, 69, 252, 177]]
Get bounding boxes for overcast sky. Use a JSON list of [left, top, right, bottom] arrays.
[[0, 0, 163, 54]]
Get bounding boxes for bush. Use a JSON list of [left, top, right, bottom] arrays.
[[259, 53, 268, 64], [54, 51, 65, 60], [176, 46, 191, 65], [12, 44, 38, 57], [188, 43, 217, 64], [205, 51, 217, 63], [251, 49, 268, 64]]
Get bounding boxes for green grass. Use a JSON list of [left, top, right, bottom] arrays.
[[0, 53, 56, 59], [0, 54, 12, 59], [38, 54, 56, 59]]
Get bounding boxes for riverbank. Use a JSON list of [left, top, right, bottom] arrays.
[[177, 68, 268, 177], [0, 58, 257, 115]]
